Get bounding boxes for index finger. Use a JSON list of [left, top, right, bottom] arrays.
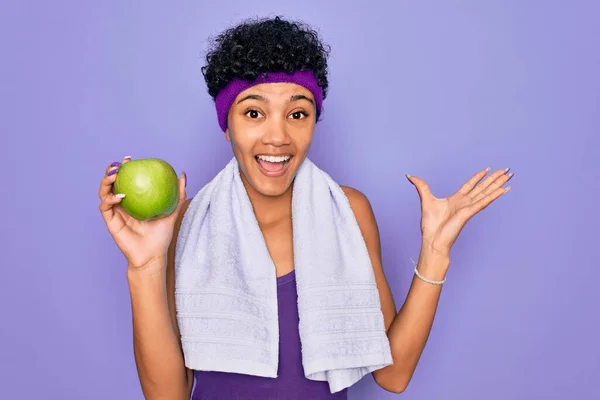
[[98, 164, 120, 200], [457, 167, 490, 196], [98, 156, 131, 200]]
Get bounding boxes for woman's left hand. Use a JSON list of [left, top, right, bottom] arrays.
[[406, 167, 514, 257]]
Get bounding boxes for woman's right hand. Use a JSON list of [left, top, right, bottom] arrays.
[[98, 156, 187, 270]]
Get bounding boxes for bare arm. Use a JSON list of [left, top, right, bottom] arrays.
[[342, 186, 448, 394], [128, 199, 194, 400], [371, 251, 448, 394]]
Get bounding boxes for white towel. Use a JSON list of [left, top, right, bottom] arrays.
[[174, 157, 393, 393]]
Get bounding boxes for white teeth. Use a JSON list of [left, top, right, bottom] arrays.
[[257, 155, 291, 163]]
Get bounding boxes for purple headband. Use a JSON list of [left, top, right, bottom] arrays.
[[214, 70, 323, 132]]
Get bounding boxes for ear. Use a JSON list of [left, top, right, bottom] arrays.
[[225, 128, 231, 142]]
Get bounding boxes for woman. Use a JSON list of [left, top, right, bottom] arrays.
[[98, 16, 513, 399]]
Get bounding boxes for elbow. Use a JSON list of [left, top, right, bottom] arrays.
[[140, 374, 193, 400], [374, 372, 409, 394], [382, 383, 407, 394]]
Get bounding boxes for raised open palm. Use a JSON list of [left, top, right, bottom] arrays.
[[98, 156, 187, 268], [406, 167, 513, 256]]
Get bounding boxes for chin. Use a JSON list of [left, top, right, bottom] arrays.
[[255, 182, 292, 197], [241, 155, 300, 198]]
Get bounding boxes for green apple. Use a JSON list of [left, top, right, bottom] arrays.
[[112, 158, 179, 221]]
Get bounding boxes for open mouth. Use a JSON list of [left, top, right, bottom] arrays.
[[255, 154, 292, 177]]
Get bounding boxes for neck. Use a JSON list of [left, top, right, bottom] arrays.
[[242, 175, 293, 226]]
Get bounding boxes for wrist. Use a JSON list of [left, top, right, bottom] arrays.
[[126, 257, 169, 301], [417, 246, 450, 281], [127, 255, 168, 277], [420, 240, 450, 262]]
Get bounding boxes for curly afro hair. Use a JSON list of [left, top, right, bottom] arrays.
[[201, 16, 331, 103]]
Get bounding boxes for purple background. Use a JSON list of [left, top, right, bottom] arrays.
[[1, 1, 599, 399]]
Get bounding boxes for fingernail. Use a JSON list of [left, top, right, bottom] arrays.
[[507, 172, 514, 179], [110, 161, 121, 167], [107, 168, 118, 176], [183, 172, 187, 187], [124, 156, 131, 160], [115, 193, 126, 198], [485, 167, 491, 172], [504, 167, 510, 173], [505, 186, 511, 192], [405, 174, 411, 178]]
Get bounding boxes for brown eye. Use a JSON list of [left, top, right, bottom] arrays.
[[246, 109, 260, 119], [290, 111, 307, 120]]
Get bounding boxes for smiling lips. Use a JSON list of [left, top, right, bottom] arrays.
[[255, 154, 292, 177]]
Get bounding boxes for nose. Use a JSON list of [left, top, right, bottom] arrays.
[[261, 117, 291, 147]]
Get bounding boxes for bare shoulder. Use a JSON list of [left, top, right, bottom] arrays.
[[340, 185, 396, 327], [339, 184, 379, 258], [340, 184, 366, 200], [340, 185, 377, 227]]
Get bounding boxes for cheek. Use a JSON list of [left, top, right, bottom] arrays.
[[293, 128, 314, 150], [228, 129, 259, 161], [229, 115, 262, 139], [230, 137, 251, 158]]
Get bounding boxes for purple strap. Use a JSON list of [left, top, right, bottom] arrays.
[[214, 70, 323, 132]]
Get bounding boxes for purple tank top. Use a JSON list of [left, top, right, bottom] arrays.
[[191, 270, 349, 400]]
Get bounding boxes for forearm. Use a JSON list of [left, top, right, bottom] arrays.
[[375, 248, 449, 392], [127, 258, 191, 399]]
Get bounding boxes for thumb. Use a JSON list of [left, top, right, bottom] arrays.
[[178, 171, 187, 207], [171, 171, 188, 218], [405, 174, 433, 201]]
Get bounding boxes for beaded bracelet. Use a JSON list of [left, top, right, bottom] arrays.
[[410, 257, 446, 285]]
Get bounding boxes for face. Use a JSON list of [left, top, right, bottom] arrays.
[[225, 82, 317, 197]]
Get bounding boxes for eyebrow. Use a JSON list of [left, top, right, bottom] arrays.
[[290, 94, 314, 105], [236, 94, 315, 106]]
